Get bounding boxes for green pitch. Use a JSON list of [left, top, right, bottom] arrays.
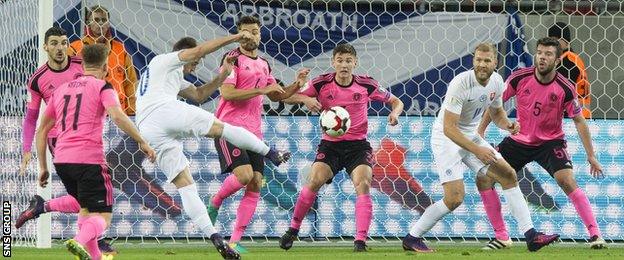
[[9, 242, 622, 260]]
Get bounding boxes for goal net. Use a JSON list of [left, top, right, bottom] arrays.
[[2, 0, 623, 246]]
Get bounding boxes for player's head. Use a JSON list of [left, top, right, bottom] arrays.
[[331, 43, 358, 78], [173, 37, 199, 74], [548, 22, 571, 48], [81, 43, 109, 78], [43, 27, 69, 65], [85, 5, 110, 39], [236, 16, 261, 51], [472, 43, 498, 84], [535, 37, 562, 76]]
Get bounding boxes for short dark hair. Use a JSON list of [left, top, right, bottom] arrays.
[[536, 37, 562, 57], [173, 37, 197, 51], [85, 5, 109, 21], [236, 15, 261, 29], [548, 22, 571, 42], [44, 27, 67, 44], [82, 44, 109, 68], [332, 43, 357, 58]]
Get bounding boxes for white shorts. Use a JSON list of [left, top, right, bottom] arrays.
[[138, 101, 216, 182], [431, 133, 502, 184]]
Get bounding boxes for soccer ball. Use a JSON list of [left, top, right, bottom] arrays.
[[320, 106, 350, 137]]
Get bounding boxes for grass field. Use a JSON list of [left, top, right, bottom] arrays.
[[8, 241, 623, 260]]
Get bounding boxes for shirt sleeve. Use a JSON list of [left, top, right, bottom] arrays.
[[179, 79, 193, 91], [100, 83, 122, 108], [444, 77, 467, 114], [565, 91, 582, 118], [369, 84, 393, 103], [26, 77, 43, 110], [298, 80, 318, 97], [152, 51, 186, 73], [502, 77, 518, 102]]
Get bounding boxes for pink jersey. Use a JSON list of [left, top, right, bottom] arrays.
[[504, 67, 582, 146], [300, 73, 393, 141], [215, 48, 277, 139], [25, 56, 83, 139], [44, 75, 120, 164]]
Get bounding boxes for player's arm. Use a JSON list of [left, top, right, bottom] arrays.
[[487, 106, 519, 135], [266, 68, 310, 102], [572, 114, 603, 177], [220, 83, 284, 101], [35, 107, 55, 187], [20, 83, 43, 175], [477, 109, 492, 138], [444, 110, 498, 164], [178, 33, 249, 62], [106, 106, 155, 162], [282, 79, 322, 112], [386, 96, 403, 126], [178, 56, 237, 103]]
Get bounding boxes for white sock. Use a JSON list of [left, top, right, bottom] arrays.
[[409, 200, 451, 237], [502, 186, 534, 233], [178, 184, 217, 237], [221, 123, 270, 155]]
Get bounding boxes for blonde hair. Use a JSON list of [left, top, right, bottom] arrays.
[[474, 42, 497, 55]]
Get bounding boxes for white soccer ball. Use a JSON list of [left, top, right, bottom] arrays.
[[320, 106, 350, 137]]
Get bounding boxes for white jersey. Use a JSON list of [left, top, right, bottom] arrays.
[[136, 51, 192, 125], [432, 70, 505, 137]]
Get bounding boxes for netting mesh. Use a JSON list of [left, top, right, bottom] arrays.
[[1, 0, 623, 246]]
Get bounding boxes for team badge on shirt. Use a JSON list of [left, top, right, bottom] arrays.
[[479, 94, 487, 102]]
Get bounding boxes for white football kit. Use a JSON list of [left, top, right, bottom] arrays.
[[431, 70, 506, 183], [136, 51, 216, 181]]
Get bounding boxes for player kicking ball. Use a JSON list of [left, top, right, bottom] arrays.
[[476, 37, 606, 250], [35, 44, 156, 260], [279, 43, 404, 252], [402, 43, 559, 253]]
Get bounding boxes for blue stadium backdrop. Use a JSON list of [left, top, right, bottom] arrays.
[[1, 0, 622, 241]]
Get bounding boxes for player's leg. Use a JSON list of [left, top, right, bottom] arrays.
[[229, 153, 265, 253], [351, 165, 373, 252], [15, 138, 81, 229], [207, 119, 290, 166], [537, 140, 605, 249], [475, 174, 512, 250], [279, 161, 334, 250]]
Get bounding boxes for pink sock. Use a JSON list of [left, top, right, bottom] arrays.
[[355, 194, 372, 241], [230, 191, 260, 243], [479, 189, 510, 241], [85, 238, 101, 260], [212, 175, 245, 208], [45, 195, 80, 213], [74, 216, 106, 246], [568, 188, 601, 237], [290, 186, 317, 229]]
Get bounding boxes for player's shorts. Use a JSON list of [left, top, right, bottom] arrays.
[[314, 139, 373, 184], [54, 163, 113, 212], [47, 137, 57, 157], [138, 101, 216, 182], [214, 138, 264, 174], [496, 137, 573, 176], [431, 133, 502, 184]]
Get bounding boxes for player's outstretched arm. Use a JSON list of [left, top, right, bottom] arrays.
[[266, 68, 310, 102], [35, 115, 54, 187], [282, 93, 321, 113], [572, 114, 603, 177], [178, 32, 249, 62], [106, 106, 156, 162], [444, 110, 497, 164], [178, 56, 237, 103]]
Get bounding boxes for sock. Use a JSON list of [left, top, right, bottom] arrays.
[[355, 194, 373, 241], [408, 200, 451, 237], [44, 195, 80, 213], [178, 184, 216, 236], [221, 123, 270, 155], [85, 238, 101, 260], [502, 186, 534, 234], [568, 188, 601, 237], [479, 189, 510, 241], [74, 215, 106, 245], [230, 191, 260, 243], [212, 175, 245, 208], [290, 186, 317, 229]]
